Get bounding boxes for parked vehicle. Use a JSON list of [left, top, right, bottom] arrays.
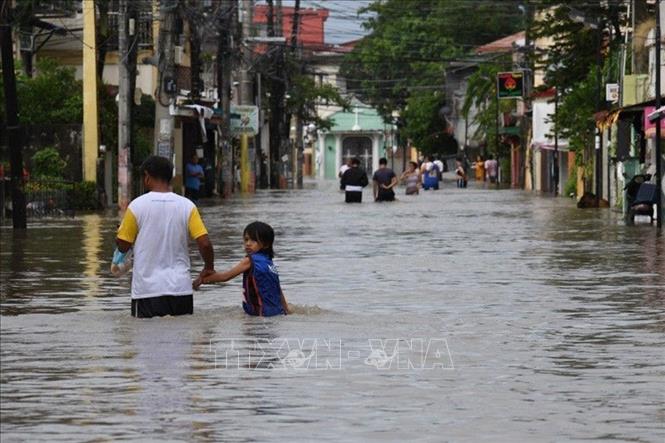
[[624, 173, 658, 224]]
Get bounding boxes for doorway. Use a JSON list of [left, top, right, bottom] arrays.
[[342, 136, 373, 175]]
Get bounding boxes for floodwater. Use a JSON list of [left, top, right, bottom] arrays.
[[1, 179, 664, 442]]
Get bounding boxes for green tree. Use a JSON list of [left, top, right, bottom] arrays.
[[461, 61, 516, 159], [341, 0, 524, 152], [31, 147, 67, 178], [0, 57, 83, 125], [401, 91, 450, 155], [286, 73, 349, 131], [530, 1, 627, 174]]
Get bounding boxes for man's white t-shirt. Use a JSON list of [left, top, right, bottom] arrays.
[[117, 192, 208, 299]]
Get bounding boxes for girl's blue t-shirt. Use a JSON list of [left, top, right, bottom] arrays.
[[242, 252, 285, 317]]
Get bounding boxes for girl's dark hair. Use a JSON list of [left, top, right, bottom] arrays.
[[409, 161, 418, 169], [244, 221, 275, 258]]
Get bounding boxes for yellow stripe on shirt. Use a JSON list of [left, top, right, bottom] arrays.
[[188, 206, 208, 240], [117, 208, 138, 243]]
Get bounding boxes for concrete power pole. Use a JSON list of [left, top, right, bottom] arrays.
[[239, 0, 255, 193], [82, 0, 99, 183], [153, 0, 178, 160], [117, 0, 138, 211], [291, 0, 303, 188], [217, 0, 234, 198]]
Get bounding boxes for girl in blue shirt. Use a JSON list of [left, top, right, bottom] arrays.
[[195, 221, 290, 316]]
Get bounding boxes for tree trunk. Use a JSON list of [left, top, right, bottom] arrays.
[[1, 5, 27, 228]]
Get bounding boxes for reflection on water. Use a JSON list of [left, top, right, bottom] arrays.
[[1, 181, 664, 441], [82, 214, 103, 298]]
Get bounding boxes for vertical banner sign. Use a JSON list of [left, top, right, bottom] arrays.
[[497, 71, 524, 99]]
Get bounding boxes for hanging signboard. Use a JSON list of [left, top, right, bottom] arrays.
[[606, 83, 619, 103], [496, 71, 524, 99], [230, 105, 259, 136]]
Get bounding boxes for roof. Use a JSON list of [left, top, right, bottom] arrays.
[[475, 31, 526, 54]]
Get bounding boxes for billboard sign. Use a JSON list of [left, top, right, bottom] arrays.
[[497, 71, 524, 99], [230, 105, 259, 136]]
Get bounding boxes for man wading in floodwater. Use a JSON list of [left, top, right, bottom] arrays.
[[372, 157, 398, 202], [116, 156, 215, 318], [340, 157, 368, 203]]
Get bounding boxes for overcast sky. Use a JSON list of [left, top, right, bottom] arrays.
[[260, 0, 374, 44]]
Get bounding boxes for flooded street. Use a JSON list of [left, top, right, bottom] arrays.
[[1, 181, 664, 442]]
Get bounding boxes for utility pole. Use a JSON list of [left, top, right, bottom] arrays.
[[19, 17, 33, 77], [82, 0, 99, 183], [1, 3, 27, 228], [521, 2, 534, 190], [595, 25, 603, 206], [291, 0, 304, 188], [655, 0, 662, 229], [554, 87, 559, 196], [239, 0, 255, 193], [117, 0, 138, 211], [153, 0, 178, 160], [267, 0, 286, 189], [276, 0, 288, 188], [217, 0, 234, 198]]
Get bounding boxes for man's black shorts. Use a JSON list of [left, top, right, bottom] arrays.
[[131, 295, 193, 318], [376, 190, 395, 202], [345, 191, 362, 203]]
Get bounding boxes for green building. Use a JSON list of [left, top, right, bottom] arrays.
[[316, 106, 391, 179]]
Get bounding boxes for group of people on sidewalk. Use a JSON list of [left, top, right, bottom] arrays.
[[338, 154, 499, 203]]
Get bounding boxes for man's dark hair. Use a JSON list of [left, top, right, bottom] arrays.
[[351, 158, 361, 166], [379, 157, 388, 165], [140, 155, 173, 183]]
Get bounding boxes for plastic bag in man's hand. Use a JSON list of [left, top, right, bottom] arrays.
[[111, 248, 133, 276]]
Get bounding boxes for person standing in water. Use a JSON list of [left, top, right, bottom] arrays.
[[185, 152, 205, 204], [421, 155, 440, 190], [340, 158, 369, 203], [455, 158, 468, 188], [372, 157, 398, 202], [116, 155, 215, 318], [485, 155, 499, 184], [338, 158, 352, 191], [195, 221, 290, 316], [473, 155, 485, 182], [400, 161, 421, 195]]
